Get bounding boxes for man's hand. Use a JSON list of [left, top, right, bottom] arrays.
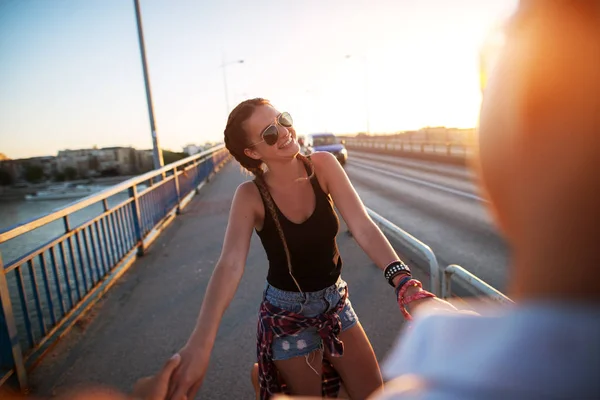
[[132, 354, 182, 400]]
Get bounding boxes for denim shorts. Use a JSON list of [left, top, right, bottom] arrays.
[[263, 278, 359, 361]]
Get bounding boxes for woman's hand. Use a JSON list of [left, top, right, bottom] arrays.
[[392, 274, 458, 317], [402, 285, 458, 315], [167, 342, 211, 400], [131, 354, 181, 400]]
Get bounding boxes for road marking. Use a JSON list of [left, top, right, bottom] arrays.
[[350, 159, 487, 203], [352, 151, 474, 180]]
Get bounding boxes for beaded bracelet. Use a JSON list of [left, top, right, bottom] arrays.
[[397, 279, 421, 306], [396, 279, 436, 321], [394, 275, 413, 298]]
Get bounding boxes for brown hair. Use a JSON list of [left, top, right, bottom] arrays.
[[224, 98, 314, 293]]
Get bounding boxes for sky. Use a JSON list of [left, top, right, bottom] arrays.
[[0, 0, 518, 159]]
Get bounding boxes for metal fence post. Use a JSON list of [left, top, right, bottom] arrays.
[[173, 167, 182, 214], [0, 253, 28, 391], [442, 266, 453, 299], [206, 155, 215, 182], [195, 156, 206, 191], [442, 264, 513, 304], [192, 159, 200, 191], [128, 186, 145, 256]]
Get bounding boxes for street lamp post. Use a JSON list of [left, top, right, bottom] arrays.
[[345, 54, 370, 135], [133, 0, 163, 170], [220, 57, 244, 116]]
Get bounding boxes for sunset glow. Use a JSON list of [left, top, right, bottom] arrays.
[[0, 0, 518, 159]]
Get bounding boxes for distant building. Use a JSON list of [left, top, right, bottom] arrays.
[[0, 158, 19, 183], [5, 146, 181, 182], [57, 146, 152, 177], [183, 144, 202, 156], [135, 150, 154, 173], [447, 128, 476, 143], [97, 147, 137, 176], [392, 127, 475, 144], [57, 149, 95, 177], [4, 156, 58, 182]]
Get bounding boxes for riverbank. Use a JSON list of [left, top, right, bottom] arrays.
[[0, 175, 136, 201]]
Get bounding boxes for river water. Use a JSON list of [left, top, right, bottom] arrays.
[[0, 190, 132, 352], [1, 198, 74, 261], [0, 190, 130, 266]]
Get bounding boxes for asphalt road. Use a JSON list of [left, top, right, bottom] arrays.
[[346, 150, 509, 292]]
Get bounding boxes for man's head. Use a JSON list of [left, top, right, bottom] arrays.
[[476, 1, 600, 297]]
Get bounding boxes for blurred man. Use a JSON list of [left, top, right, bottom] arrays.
[[367, 1, 600, 398], [279, 0, 600, 398]]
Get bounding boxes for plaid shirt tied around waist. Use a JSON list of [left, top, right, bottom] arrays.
[[256, 288, 349, 399]]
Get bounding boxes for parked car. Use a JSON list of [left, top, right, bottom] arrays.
[[302, 133, 348, 165]]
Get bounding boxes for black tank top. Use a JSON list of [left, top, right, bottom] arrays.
[[255, 164, 342, 292]]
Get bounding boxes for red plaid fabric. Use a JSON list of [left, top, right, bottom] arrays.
[[256, 289, 348, 399]]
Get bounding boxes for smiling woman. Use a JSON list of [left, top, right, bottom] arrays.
[[162, 98, 436, 400]]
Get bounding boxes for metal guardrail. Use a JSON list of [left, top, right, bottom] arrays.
[[366, 208, 441, 295], [442, 264, 513, 305], [366, 208, 512, 305], [0, 145, 230, 390], [343, 136, 473, 158]]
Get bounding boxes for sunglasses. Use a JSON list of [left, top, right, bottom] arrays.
[[247, 112, 293, 147]]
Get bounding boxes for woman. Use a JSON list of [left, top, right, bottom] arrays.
[[166, 99, 420, 399]]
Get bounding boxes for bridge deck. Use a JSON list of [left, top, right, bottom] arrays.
[[29, 161, 424, 399]]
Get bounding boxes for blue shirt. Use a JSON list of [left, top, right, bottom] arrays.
[[380, 303, 600, 399]]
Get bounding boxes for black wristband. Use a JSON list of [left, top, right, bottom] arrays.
[[394, 275, 413, 298], [384, 261, 411, 287]]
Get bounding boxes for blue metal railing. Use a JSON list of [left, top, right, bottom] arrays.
[[0, 145, 230, 390]]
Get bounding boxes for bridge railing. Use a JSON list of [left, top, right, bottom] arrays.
[[342, 136, 475, 159], [442, 264, 513, 305], [0, 145, 230, 390], [366, 208, 512, 305], [367, 208, 441, 295]]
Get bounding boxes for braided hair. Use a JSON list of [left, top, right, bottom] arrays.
[[224, 98, 314, 293]]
